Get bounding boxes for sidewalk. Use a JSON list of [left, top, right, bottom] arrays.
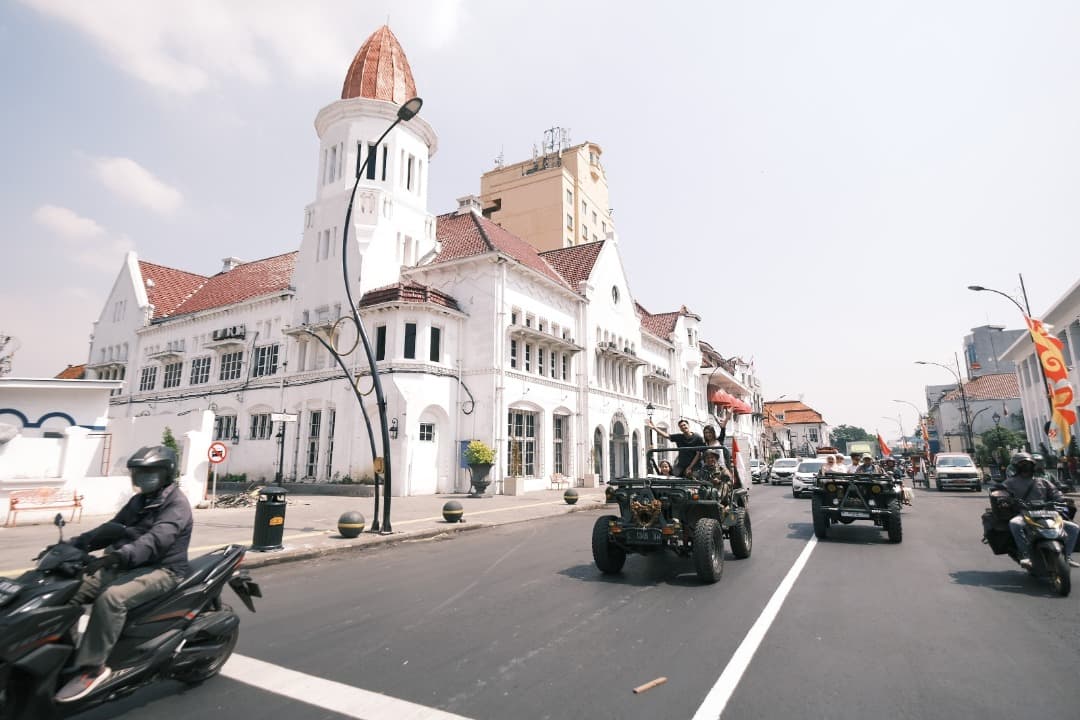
[[0, 489, 608, 577]]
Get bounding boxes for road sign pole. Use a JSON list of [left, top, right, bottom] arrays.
[[212, 464, 218, 509]]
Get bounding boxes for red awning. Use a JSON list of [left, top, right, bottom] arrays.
[[732, 399, 754, 414], [709, 389, 736, 406]]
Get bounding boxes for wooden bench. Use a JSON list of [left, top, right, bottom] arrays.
[[4, 488, 84, 527], [549, 472, 569, 490]]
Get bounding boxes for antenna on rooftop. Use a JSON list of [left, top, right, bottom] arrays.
[[0, 332, 19, 377], [494, 146, 504, 169]]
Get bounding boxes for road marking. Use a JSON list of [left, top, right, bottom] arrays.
[[692, 537, 818, 720], [221, 653, 472, 720]]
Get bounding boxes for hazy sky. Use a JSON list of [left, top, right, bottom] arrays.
[[3, 0, 1079, 437]]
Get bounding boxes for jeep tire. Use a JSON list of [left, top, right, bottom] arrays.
[[886, 502, 903, 543], [693, 518, 724, 583], [811, 495, 828, 539], [729, 509, 752, 559], [592, 515, 626, 574]]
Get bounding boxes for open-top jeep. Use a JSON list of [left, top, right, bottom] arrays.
[[592, 447, 752, 583], [811, 471, 902, 542]]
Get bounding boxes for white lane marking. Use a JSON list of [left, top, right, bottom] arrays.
[[221, 653, 472, 720], [692, 536, 818, 719]]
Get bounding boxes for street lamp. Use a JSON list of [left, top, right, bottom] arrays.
[[880, 416, 905, 452], [298, 96, 425, 534], [916, 354, 975, 454], [968, 278, 1055, 443], [992, 411, 1001, 427]]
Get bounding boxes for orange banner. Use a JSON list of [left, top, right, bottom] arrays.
[[1025, 317, 1076, 450]]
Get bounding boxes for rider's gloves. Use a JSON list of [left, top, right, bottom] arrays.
[[85, 552, 123, 575]]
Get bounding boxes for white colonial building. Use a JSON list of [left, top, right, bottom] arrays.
[[80, 25, 764, 497]]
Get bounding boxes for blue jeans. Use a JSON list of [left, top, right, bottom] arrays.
[[1009, 515, 1080, 559]]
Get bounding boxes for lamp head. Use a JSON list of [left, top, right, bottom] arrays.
[[967, 285, 985, 291], [389, 417, 399, 439], [645, 402, 655, 419], [397, 97, 423, 121]]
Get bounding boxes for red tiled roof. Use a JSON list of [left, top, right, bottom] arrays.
[[783, 408, 826, 424], [138, 261, 207, 319], [762, 401, 826, 425], [640, 310, 679, 339], [359, 281, 462, 312], [538, 241, 604, 294], [341, 25, 417, 103], [55, 364, 86, 379], [433, 212, 570, 289], [942, 373, 1020, 402], [161, 252, 297, 318]]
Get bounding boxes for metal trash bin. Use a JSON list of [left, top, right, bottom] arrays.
[[251, 486, 287, 551]]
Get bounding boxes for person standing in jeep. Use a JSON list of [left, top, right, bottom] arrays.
[[649, 418, 704, 478], [54, 445, 193, 703]]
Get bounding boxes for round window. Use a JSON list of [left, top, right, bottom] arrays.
[[611, 286, 620, 304]]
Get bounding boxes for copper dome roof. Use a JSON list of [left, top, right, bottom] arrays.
[[341, 25, 418, 103]]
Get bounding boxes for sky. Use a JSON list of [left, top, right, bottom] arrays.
[[3, 0, 1080, 438]]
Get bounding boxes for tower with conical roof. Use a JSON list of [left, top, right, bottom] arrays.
[[291, 25, 439, 337]]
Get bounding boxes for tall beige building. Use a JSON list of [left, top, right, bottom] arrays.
[[479, 128, 615, 251]]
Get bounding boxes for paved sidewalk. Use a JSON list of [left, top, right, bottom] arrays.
[[0, 489, 608, 577]]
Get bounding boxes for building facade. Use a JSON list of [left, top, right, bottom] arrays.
[[963, 324, 1024, 379]]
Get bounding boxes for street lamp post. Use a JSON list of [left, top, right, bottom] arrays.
[[880, 416, 905, 453], [298, 96, 425, 534], [968, 276, 1055, 443], [916, 355, 975, 454], [893, 399, 924, 451]]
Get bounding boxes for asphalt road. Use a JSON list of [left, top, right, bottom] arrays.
[[76, 483, 1080, 720]]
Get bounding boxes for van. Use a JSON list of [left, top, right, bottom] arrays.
[[933, 453, 982, 492]]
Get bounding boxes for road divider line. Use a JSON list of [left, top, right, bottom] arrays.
[[692, 537, 818, 720], [221, 653, 472, 720]]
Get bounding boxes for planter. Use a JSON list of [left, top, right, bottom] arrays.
[[468, 463, 493, 497], [581, 474, 598, 488], [212, 481, 374, 497], [504, 476, 524, 496]]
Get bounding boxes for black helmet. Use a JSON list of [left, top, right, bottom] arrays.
[[1011, 451, 1035, 476], [127, 445, 177, 495]]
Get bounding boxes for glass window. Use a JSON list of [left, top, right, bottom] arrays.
[[219, 351, 243, 381], [305, 410, 322, 478], [253, 344, 279, 377], [376, 325, 386, 361], [213, 415, 237, 442], [163, 362, 182, 389], [190, 357, 211, 385], [553, 415, 567, 475], [430, 327, 441, 363], [139, 366, 157, 392], [404, 323, 416, 359], [562, 354, 569, 380], [250, 413, 273, 440], [566, 189, 572, 204], [366, 142, 377, 180], [566, 214, 573, 230], [419, 423, 434, 441], [507, 410, 537, 477], [538, 347, 544, 375], [525, 344, 532, 372], [510, 339, 518, 369], [325, 409, 336, 479], [550, 351, 557, 378]]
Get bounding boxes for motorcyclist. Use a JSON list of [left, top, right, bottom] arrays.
[[1003, 451, 1078, 570], [54, 445, 193, 703]]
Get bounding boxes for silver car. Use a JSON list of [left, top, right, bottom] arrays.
[[770, 458, 800, 485], [792, 459, 826, 498]]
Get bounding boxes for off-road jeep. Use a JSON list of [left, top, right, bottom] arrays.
[[811, 471, 902, 543], [592, 448, 752, 583]]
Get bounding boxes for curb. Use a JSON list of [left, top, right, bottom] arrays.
[[240, 499, 607, 570]]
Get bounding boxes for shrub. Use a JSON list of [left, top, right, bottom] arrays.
[[464, 440, 495, 465]]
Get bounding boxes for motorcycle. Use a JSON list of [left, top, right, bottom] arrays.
[[0, 513, 261, 719], [982, 486, 1073, 597]]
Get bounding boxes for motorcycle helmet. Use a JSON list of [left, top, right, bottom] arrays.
[[1011, 451, 1036, 476], [127, 445, 177, 495]]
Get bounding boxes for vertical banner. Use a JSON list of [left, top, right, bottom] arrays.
[[877, 433, 892, 457], [1024, 317, 1076, 450]]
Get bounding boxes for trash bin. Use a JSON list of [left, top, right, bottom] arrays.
[[252, 486, 287, 551]]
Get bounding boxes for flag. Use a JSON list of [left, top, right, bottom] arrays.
[[1025, 317, 1076, 450], [877, 433, 892, 457]]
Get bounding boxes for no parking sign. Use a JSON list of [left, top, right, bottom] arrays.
[[208, 441, 228, 464]]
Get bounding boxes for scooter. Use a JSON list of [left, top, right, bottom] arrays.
[[0, 514, 261, 719], [983, 486, 1073, 597]]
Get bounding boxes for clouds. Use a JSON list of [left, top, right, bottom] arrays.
[[32, 204, 133, 272], [94, 156, 183, 214], [20, 0, 464, 95]]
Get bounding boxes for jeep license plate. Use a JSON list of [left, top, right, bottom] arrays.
[[624, 528, 662, 544], [840, 510, 870, 518]]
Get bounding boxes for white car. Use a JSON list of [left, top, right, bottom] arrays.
[[770, 458, 800, 485], [792, 458, 827, 498], [934, 453, 982, 491], [749, 458, 765, 484]]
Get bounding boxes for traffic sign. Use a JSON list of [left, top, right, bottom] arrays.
[[271, 413, 298, 423], [208, 441, 228, 464]]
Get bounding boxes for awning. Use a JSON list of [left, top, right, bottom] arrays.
[[732, 399, 754, 414], [709, 389, 736, 406]]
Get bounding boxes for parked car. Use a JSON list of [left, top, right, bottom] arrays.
[[933, 453, 982, 491], [770, 458, 800, 485], [792, 458, 826, 498], [750, 458, 765, 484]]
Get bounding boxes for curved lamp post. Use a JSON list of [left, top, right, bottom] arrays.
[[968, 279, 1055, 442], [916, 354, 975, 454], [300, 96, 424, 534]]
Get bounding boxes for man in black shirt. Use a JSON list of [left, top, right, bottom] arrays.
[[649, 419, 704, 478]]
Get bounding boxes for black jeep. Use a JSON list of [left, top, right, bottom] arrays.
[[811, 471, 902, 542], [592, 447, 752, 583]]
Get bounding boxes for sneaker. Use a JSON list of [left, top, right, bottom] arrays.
[[55, 666, 111, 703], [1069, 558, 1080, 569], [1019, 557, 1033, 570]]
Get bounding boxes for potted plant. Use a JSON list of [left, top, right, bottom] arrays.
[[464, 440, 496, 497]]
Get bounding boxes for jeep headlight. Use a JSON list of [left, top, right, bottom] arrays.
[[871, 484, 882, 494]]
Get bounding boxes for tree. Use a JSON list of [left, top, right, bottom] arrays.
[[830, 425, 873, 452], [974, 427, 1027, 470], [161, 427, 180, 454]]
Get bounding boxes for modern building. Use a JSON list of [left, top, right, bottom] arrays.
[[479, 130, 615, 252], [963, 324, 1024, 379], [77, 25, 762, 497]]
